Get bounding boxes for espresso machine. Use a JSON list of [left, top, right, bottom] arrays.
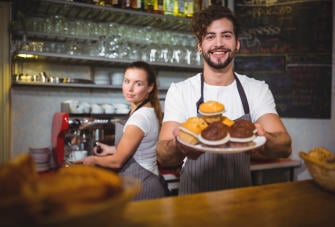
[[51, 112, 122, 167]]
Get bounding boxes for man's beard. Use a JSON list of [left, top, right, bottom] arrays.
[[202, 48, 236, 70]]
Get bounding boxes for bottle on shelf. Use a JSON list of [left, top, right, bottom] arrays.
[[130, 0, 144, 10], [110, 0, 122, 8], [144, 0, 154, 12], [184, 0, 194, 18], [122, 0, 132, 8], [153, 0, 164, 14], [93, 0, 106, 6], [163, 0, 174, 15], [173, 0, 185, 17]]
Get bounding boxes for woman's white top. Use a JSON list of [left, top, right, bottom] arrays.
[[124, 107, 159, 175]]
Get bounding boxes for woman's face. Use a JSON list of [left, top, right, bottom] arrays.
[[122, 68, 153, 105]]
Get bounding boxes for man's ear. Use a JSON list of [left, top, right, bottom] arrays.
[[197, 42, 202, 53]]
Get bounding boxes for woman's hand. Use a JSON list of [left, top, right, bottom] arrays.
[[81, 155, 97, 166], [93, 142, 116, 156]]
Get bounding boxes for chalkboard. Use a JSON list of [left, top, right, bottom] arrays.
[[234, 0, 332, 118]]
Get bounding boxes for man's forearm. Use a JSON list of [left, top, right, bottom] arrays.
[[252, 131, 292, 160], [156, 139, 185, 167]]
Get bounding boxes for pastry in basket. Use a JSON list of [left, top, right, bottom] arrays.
[[198, 121, 230, 147], [0, 153, 126, 225], [178, 117, 208, 145], [228, 119, 257, 144], [0, 153, 38, 199], [306, 147, 334, 162], [299, 147, 335, 193], [198, 100, 225, 124]]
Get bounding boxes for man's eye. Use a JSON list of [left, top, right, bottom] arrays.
[[205, 35, 215, 40]]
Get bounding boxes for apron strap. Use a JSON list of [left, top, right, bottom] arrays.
[[234, 73, 250, 115], [196, 73, 204, 114]]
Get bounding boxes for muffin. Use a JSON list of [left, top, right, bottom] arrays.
[[178, 117, 208, 145], [198, 121, 230, 146], [221, 115, 235, 127], [199, 100, 225, 124], [228, 119, 256, 143]]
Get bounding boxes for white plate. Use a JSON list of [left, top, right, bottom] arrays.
[[177, 136, 266, 154]]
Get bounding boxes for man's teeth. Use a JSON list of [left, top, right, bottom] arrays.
[[212, 51, 226, 54]]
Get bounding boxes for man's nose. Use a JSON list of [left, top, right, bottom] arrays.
[[215, 37, 225, 47]]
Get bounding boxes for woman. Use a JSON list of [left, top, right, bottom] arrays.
[[81, 61, 168, 200]]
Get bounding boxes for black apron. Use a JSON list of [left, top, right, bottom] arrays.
[[179, 73, 252, 195], [115, 101, 169, 200]]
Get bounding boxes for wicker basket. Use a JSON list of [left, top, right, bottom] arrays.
[[299, 150, 335, 193]]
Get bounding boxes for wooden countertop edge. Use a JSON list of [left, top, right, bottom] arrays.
[[120, 180, 335, 227]]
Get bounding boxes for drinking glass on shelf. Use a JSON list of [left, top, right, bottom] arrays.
[[148, 44, 159, 63], [97, 36, 106, 57], [140, 45, 150, 62], [29, 41, 44, 52], [52, 15, 65, 34], [75, 20, 85, 36], [84, 40, 98, 56], [157, 45, 172, 63], [118, 40, 131, 61], [55, 42, 65, 54], [128, 43, 140, 61], [107, 23, 119, 36], [192, 50, 203, 66], [66, 40, 81, 55], [183, 47, 193, 65], [106, 35, 120, 59]]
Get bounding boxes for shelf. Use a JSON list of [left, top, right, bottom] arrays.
[[11, 81, 169, 91], [11, 0, 199, 92], [13, 0, 192, 32], [12, 30, 99, 42], [13, 50, 202, 70]]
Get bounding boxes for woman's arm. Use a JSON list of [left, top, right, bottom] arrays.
[[82, 125, 144, 169]]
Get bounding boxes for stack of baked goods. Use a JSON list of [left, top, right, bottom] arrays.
[[0, 153, 140, 226], [178, 100, 257, 148]]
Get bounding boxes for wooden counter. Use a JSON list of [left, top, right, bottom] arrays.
[[119, 180, 335, 227]]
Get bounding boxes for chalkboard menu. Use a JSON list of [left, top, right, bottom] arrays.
[[234, 0, 332, 118]]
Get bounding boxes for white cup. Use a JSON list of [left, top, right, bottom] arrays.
[[102, 103, 115, 114], [29, 147, 50, 163], [111, 72, 123, 85], [69, 150, 87, 162], [91, 104, 104, 114]]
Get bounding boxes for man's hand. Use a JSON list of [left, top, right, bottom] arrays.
[[176, 139, 204, 160]]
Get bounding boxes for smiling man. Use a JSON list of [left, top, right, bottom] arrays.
[[156, 5, 292, 195]]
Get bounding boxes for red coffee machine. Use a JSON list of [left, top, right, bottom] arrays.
[[51, 112, 70, 168], [51, 112, 117, 168]]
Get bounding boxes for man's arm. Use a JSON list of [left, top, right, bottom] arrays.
[[253, 113, 292, 160], [156, 121, 185, 167]]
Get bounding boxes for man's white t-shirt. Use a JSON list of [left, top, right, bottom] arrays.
[[124, 107, 159, 175], [163, 72, 277, 123]]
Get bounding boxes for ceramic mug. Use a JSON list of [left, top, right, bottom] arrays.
[[69, 150, 88, 162]]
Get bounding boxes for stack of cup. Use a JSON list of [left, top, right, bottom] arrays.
[[29, 147, 51, 172]]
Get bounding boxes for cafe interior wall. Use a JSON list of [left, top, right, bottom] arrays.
[[5, 2, 335, 181]]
